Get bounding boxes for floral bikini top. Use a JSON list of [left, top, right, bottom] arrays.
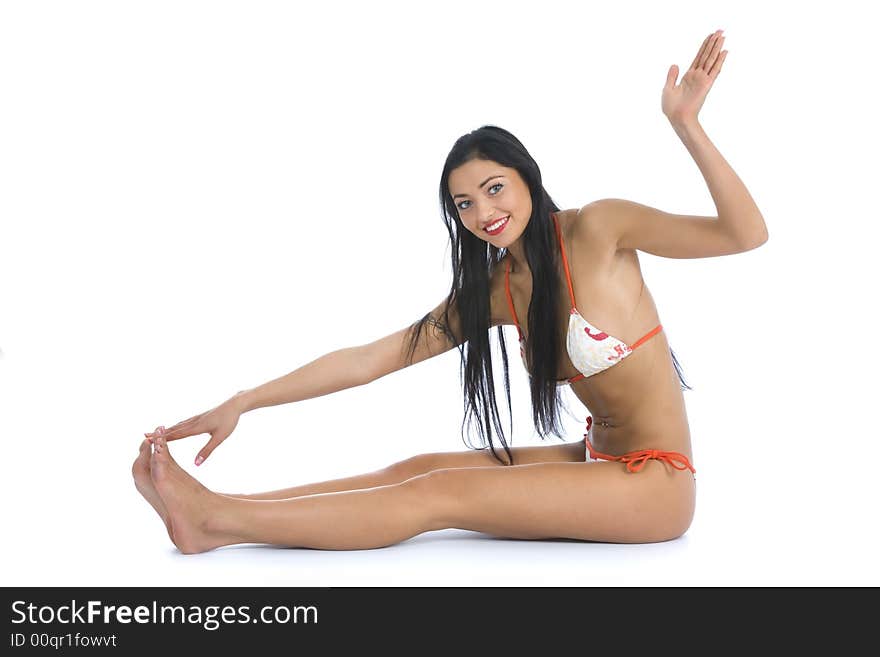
[[503, 212, 663, 386]]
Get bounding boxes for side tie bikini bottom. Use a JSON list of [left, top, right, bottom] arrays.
[[584, 416, 696, 476]]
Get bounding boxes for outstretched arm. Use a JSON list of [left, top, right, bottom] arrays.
[[358, 295, 463, 382], [235, 296, 462, 413], [236, 346, 374, 413]]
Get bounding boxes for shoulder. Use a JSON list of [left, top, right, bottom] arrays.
[[566, 200, 620, 255]]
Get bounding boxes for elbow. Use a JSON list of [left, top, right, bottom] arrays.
[[755, 218, 770, 246], [739, 228, 769, 252]]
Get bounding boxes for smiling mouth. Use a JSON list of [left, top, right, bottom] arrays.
[[484, 216, 510, 235]]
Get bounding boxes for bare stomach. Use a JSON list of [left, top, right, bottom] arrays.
[[576, 373, 694, 461]]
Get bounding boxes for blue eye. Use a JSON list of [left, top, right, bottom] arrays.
[[457, 183, 503, 211]]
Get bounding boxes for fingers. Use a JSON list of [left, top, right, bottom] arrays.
[[145, 416, 201, 441], [698, 30, 725, 72], [690, 32, 713, 71], [144, 425, 165, 444], [691, 30, 724, 71], [161, 416, 201, 440], [166, 415, 200, 432], [144, 425, 166, 446], [665, 64, 679, 89], [194, 433, 226, 467], [708, 49, 728, 79]]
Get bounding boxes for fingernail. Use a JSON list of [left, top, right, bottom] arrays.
[[195, 455, 204, 466]]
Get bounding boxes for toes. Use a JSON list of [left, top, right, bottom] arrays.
[[133, 439, 152, 477], [154, 431, 179, 465], [152, 440, 165, 462], [150, 432, 178, 484], [150, 453, 166, 489]]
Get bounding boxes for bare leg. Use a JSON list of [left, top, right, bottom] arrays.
[[146, 431, 694, 552], [134, 434, 584, 540], [219, 466, 407, 500], [148, 432, 440, 553], [219, 442, 586, 500], [133, 435, 404, 536]]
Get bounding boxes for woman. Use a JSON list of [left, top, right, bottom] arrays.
[[133, 29, 767, 553]]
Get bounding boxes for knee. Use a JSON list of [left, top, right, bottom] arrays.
[[651, 516, 693, 543], [649, 490, 695, 542], [396, 468, 460, 531], [667, 497, 696, 541], [385, 453, 441, 481], [668, 482, 696, 539]]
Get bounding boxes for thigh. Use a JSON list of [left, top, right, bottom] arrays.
[[412, 459, 696, 543], [392, 441, 586, 479]]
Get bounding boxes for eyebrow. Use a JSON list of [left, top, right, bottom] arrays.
[[452, 175, 504, 199]]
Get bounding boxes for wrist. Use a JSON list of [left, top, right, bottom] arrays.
[[230, 389, 255, 414], [669, 116, 703, 135]]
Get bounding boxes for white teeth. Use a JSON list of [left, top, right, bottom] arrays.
[[486, 216, 508, 232]]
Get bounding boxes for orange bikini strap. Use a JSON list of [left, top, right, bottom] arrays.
[[504, 260, 524, 340], [551, 212, 578, 310], [629, 324, 663, 351], [584, 416, 696, 474]]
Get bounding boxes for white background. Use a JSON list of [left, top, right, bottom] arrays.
[[1, 0, 877, 586]]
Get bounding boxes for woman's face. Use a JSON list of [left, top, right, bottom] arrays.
[[448, 159, 532, 246]]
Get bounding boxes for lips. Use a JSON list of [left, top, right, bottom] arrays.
[[484, 215, 510, 236]]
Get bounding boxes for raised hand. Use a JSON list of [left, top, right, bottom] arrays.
[[662, 29, 728, 125]]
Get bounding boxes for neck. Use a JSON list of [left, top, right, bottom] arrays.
[[505, 240, 528, 275], [504, 210, 560, 274]]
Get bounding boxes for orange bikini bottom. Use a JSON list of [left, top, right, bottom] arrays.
[[584, 416, 696, 475]]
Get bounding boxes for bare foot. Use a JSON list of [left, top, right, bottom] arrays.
[[131, 438, 174, 543], [150, 432, 234, 554]]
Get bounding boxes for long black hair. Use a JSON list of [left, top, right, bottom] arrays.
[[405, 125, 692, 466]]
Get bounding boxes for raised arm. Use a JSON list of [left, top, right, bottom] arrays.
[[642, 28, 769, 255]]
